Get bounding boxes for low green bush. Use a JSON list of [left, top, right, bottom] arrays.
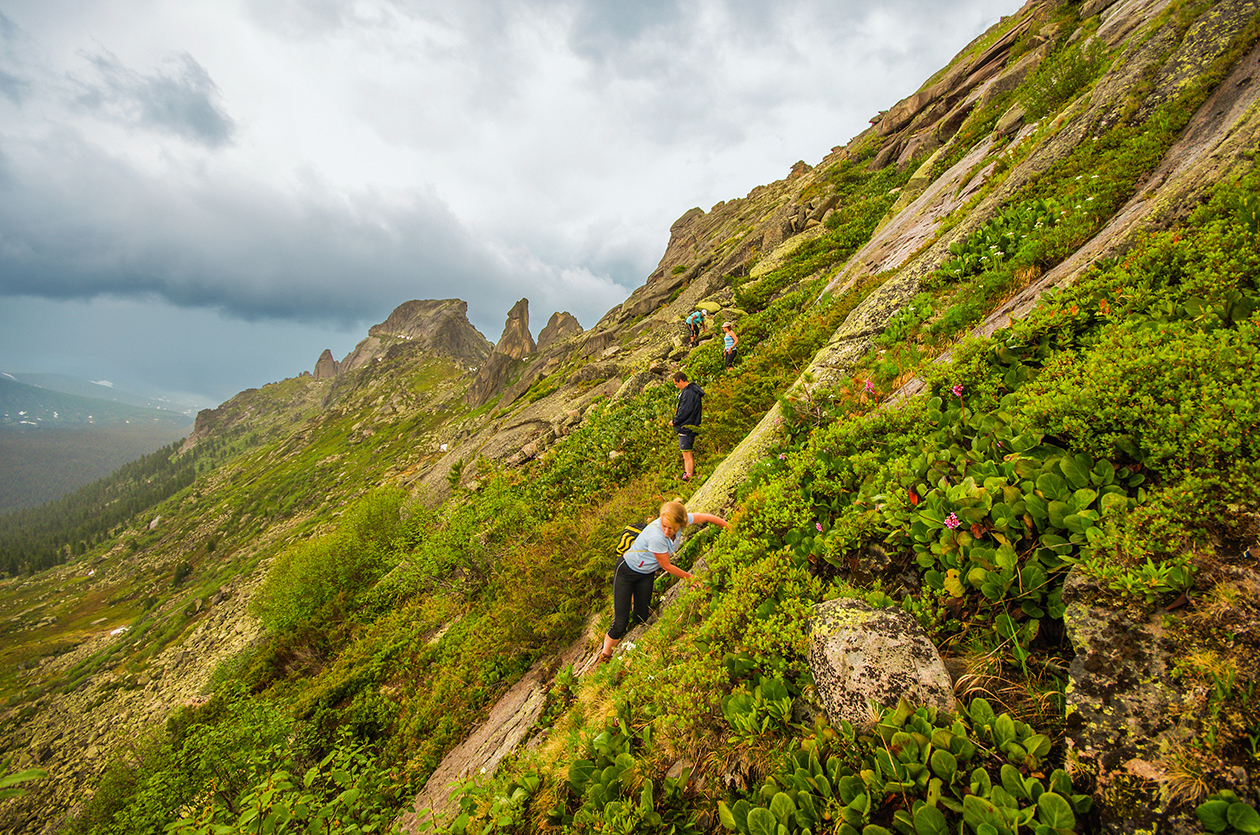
[[252, 487, 406, 633], [1016, 38, 1107, 120]]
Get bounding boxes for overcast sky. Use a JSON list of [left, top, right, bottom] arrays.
[[0, 0, 1014, 409]]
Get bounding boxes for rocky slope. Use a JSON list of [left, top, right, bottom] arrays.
[[3, 0, 1259, 832]]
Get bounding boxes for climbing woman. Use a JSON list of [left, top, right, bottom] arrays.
[[722, 320, 739, 369], [597, 500, 728, 664]]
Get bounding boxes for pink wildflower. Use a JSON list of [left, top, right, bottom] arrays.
[[816, 522, 823, 532], [864, 380, 875, 393], [951, 384, 964, 397], [945, 512, 961, 530]]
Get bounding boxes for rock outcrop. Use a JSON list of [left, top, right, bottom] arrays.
[[312, 349, 340, 380], [466, 298, 538, 407], [1059, 569, 1200, 835], [536, 311, 583, 352], [341, 299, 492, 372], [493, 298, 536, 360], [806, 598, 955, 728], [394, 618, 598, 830]]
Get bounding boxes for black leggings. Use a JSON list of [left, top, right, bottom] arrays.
[[608, 560, 656, 639]]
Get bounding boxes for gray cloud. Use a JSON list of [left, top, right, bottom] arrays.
[[0, 129, 628, 335], [0, 12, 33, 103], [71, 49, 235, 147], [0, 0, 1013, 402]]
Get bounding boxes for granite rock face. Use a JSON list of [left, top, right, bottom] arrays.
[[536, 311, 583, 352], [1061, 570, 1202, 835], [466, 299, 538, 407], [807, 598, 955, 728], [313, 349, 340, 380], [494, 298, 537, 360], [341, 299, 493, 372]]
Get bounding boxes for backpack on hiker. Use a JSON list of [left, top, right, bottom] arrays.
[[614, 522, 647, 559]]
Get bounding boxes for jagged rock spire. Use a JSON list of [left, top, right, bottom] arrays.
[[466, 298, 537, 407], [537, 311, 582, 352], [493, 298, 536, 360], [313, 349, 340, 380]]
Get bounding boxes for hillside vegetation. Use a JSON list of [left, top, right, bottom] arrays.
[[1, 1, 1259, 834]]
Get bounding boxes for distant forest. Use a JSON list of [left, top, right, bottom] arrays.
[[0, 439, 207, 575], [0, 424, 193, 513]]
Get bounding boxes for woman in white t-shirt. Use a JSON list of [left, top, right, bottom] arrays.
[[597, 500, 728, 664]]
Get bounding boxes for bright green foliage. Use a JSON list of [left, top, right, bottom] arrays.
[[717, 698, 1091, 835], [879, 294, 935, 349], [1198, 791, 1260, 834], [524, 387, 677, 513], [1016, 38, 1107, 119], [935, 199, 1062, 285], [700, 289, 857, 454], [446, 705, 699, 835], [253, 487, 406, 632], [733, 164, 911, 314], [68, 684, 295, 835], [165, 732, 395, 835], [546, 714, 698, 834], [721, 675, 794, 742]]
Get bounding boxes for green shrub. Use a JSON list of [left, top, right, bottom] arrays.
[[253, 486, 405, 632], [1017, 38, 1107, 119], [165, 731, 396, 835], [718, 698, 1091, 835], [68, 685, 294, 835]]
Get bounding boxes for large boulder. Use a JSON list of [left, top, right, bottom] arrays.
[[1061, 569, 1202, 835], [807, 598, 955, 728]]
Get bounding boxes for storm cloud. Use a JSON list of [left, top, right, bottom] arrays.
[[0, 0, 1014, 405], [72, 49, 235, 147]]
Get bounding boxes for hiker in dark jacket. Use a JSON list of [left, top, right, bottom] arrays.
[[670, 371, 704, 481]]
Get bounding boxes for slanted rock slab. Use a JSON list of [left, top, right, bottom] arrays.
[[807, 598, 954, 728]]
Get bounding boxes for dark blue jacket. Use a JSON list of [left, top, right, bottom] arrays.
[[672, 382, 704, 432]]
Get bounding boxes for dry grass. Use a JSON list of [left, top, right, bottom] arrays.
[[1161, 745, 1214, 806]]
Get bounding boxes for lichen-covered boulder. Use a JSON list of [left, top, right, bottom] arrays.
[[807, 598, 955, 728], [1061, 569, 1201, 835]]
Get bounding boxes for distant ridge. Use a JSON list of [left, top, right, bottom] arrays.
[[0, 376, 194, 430], [3, 372, 203, 417], [0, 376, 192, 512]]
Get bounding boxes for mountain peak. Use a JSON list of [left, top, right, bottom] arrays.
[[338, 298, 493, 373]]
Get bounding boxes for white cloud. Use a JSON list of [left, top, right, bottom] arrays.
[[0, 0, 1015, 402]]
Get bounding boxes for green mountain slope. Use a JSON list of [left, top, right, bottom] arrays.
[[0, 376, 191, 430], [2, 2, 1259, 834]]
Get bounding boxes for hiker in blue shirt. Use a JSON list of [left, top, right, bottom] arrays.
[[722, 321, 739, 369], [686, 309, 707, 346], [597, 500, 728, 664]]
